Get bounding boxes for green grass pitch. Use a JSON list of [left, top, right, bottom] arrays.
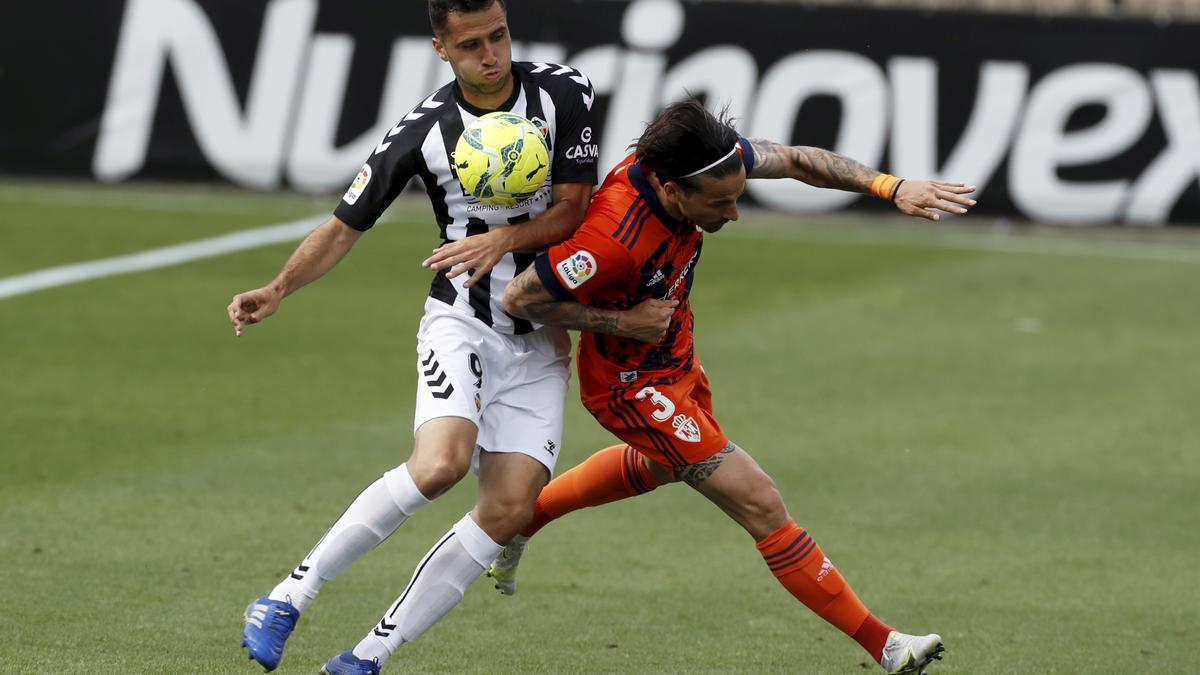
[[1, 181, 1197, 673]]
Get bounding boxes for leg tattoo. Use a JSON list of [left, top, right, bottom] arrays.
[[676, 442, 736, 487]]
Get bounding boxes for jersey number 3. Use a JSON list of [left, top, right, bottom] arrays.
[[636, 386, 676, 422]]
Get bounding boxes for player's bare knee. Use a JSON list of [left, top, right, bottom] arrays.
[[473, 498, 534, 542], [408, 454, 470, 497], [740, 482, 789, 538]]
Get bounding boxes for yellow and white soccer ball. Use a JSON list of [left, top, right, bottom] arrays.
[[454, 112, 550, 207]]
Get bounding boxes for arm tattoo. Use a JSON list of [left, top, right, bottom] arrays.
[[511, 271, 625, 335], [748, 137, 879, 193], [747, 138, 795, 179], [676, 442, 736, 488]]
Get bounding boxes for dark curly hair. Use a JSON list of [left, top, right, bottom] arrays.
[[429, 0, 507, 36], [635, 99, 741, 192]]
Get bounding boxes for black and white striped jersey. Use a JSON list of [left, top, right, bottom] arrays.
[[334, 62, 600, 335]]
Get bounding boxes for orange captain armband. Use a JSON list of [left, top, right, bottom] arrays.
[[870, 174, 902, 202]]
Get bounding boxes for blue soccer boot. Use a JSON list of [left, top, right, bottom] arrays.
[[241, 595, 300, 671], [320, 650, 382, 675]]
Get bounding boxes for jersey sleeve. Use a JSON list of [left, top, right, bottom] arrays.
[[534, 201, 637, 305], [548, 68, 600, 185], [333, 125, 424, 232], [737, 137, 756, 175]]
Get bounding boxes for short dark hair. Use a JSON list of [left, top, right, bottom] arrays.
[[635, 99, 742, 191], [428, 0, 506, 37]]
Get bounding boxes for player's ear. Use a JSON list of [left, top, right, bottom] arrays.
[[647, 170, 672, 196], [432, 37, 449, 62]]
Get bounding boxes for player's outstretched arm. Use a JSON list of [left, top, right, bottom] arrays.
[[502, 266, 676, 343], [422, 183, 593, 288], [746, 138, 977, 222], [226, 216, 363, 337]]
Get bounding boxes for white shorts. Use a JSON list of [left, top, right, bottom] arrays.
[[413, 298, 572, 475]]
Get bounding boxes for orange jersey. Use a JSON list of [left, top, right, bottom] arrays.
[[535, 143, 753, 383], [535, 143, 755, 466]]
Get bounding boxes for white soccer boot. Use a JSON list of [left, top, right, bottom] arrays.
[[879, 631, 945, 674], [486, 534, 529, 595]]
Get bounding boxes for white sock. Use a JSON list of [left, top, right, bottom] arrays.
[[352, 513, 502, 664], [268, 464, 431, 612]]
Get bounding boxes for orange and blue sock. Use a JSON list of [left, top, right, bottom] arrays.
[[521, 445, 663, 537], [757, 519, 893, 661]]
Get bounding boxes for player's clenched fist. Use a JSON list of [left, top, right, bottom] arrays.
[[227, 287, 282, 337], [619, 298, 679, 344]]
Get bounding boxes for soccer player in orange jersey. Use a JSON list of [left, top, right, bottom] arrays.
[[499, 99, 976, 674]]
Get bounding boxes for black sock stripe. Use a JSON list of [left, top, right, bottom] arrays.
[[387, 530, 457, 619], [622, 446, 649, 494], [762, 531, 811, 562], [302, 477, 386, 562], [767, 539, 818, 572], [628, 444, 648, 492]]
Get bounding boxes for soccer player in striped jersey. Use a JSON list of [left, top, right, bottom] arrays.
[[227, 2, 664, 673], [499, 99, 976, 674]]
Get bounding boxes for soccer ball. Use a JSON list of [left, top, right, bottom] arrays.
[[454, 112, 550, 206]]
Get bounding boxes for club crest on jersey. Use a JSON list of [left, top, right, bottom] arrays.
[[343, 163, 372, 205], [672, 414, 702, 443], [528, 116, 551, 144], [557, 251, 596, 289]]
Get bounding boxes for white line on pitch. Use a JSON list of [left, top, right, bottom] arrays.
[[0, 183, 330, 215], [0, 215, 326, 301], [722, 220, 1200, 265], [3, 209, 1197, 303]]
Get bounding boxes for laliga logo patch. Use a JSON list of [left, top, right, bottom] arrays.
[[557, 250, 596, 289], [343, 163, 372, 205]]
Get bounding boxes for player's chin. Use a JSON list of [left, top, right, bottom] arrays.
[[699, 220, 728, 233], [478, 69, 510, 89]]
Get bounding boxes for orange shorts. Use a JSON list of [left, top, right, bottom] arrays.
[[581, 365, 729, 468]]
